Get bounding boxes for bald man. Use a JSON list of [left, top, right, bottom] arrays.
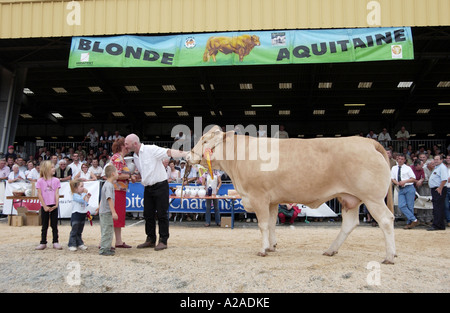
[[125, 134, 188, 250]]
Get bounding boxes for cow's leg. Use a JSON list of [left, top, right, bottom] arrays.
[[323, 205, 359, 257], [253, 206, 271, 257], [365, 200, 396, 264], [267, 204, 278, 252]]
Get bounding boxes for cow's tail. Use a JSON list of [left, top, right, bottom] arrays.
[[373, 140, 394, 213]]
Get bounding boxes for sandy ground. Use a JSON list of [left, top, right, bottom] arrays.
[[0, 217, 448, 293]]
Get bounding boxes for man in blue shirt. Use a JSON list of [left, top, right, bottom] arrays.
[[427, 155, 449, 231]]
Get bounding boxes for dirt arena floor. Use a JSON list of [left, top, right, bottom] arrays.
[[0, 216, 448, 293]]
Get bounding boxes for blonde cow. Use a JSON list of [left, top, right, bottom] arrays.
[[186, 126, 396, 264]]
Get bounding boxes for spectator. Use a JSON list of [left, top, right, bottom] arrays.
[[274, 125, 289, 138], [278, 203, 301, 225], [100, 130, 113, 151], [88, 158, 103, 180], [26, 163, 40, 182], [366, 130, 377, 140], [17, 146, 28, 161], [4, 145, 17, 161], [378, 128, 391, 148], [16, 157, 27, 173], [73, 163, 97, 181], [179, 160, 187, 177], [427, 155, 448, 231], [54, 147, 65, 159], [391, 154, 418, 229], [42, 150, 51, 161], [112, 130, 122, 141], [203, 169, 222, 227], [69, 153, 82, 179], [395, 126, 410, 150], [83, 127, 99, 151], [6, 156, 15, 170], [75, 145, 86, 159], [54, 160, 72, 182], [167, 160, 180, 183], [8, 164, 26, 183], [24, 160, 34, 178], [50, 155, 59, 170], [0, 158, 11, 181], [445, 156, 450, 227]]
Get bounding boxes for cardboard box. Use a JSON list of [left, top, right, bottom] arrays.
[[8, 215, 24, 227], [16, 206, 28, 225], [221, 216, 232, 228], [25, 210, 41, 226]]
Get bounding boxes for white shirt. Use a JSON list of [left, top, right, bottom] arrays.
[[69, 162, 82, 179], [88, 165, 103, 177], [391, 164, 415, 186], [26, 168, 40, 180], [133, 144, 169, 186], [378, 132, 391, 142]]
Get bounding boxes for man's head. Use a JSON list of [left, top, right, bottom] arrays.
[[124, 134, 141, 153], [434, 154, 443, 166], [397, 154, 406, 166]]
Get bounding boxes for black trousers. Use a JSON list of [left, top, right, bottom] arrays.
[[143, 180, 169, 244], [40, 206, 59, 244], [431, 186, 447, 230]]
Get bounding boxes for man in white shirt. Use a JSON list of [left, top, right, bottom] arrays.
[[391, 154, 418, 229], [88, 159, 103, 180], [125, 133, 188, 251], [69, 153, 82, 179]]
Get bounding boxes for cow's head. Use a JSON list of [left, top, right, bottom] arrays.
[[251, 35, 261, 46], [186, 125, 230, 168]]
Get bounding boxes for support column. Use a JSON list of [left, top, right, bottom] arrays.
[[0, 66, 27, 153]]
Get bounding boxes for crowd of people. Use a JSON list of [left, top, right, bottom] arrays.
[[1, 127, 450, 233]]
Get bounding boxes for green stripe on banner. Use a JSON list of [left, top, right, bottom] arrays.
[[68, 27, 414, 68]]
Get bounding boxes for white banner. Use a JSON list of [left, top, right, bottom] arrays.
[[2, 181, 100, 218]]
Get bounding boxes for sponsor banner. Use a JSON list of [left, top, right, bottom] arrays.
[[126, 183, 245, 213], [68, 27, 414, 68]]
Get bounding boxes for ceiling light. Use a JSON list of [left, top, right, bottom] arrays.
[[427, 133, 436, 137], [335, 134, 342, 137], [344, 103, 365, 107], [438, 103, 450, 106], [124, 85, 139, 92], [112, 112, 125, 117], [279, 83, 292, 89], [20, 113, 33, 119], [80, 112, 93, 118], [358, 82, 373, 88], [144, 111, 157, 116], [200, 84, 205, 90], [244, 110, 256, 115], [210, 111, 216, 116], [210, 84, 215, 90], [240, 83, 253, 90], [318, 82, 333, 89], [51, 112, 64, 119], [382, 109, 395, 114], [52, 87, 67, 94], [88, 86, 103, 93], [23, 88, 34, 95], [177, 111, 189, 116], [437, 81, 450, 88], [279, 110, 290, 115], [162, 84, 176, 91], [251, 105, 272, 108], [416, 109, 430, 114], [347, 109, 360, 115], [297, 135, 304, 138], [316, 134, 323, 137], [313, 110, 325, 115], [397, 81, 413, 88], [162, 105, 182, 109]]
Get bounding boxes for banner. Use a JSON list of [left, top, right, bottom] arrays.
[[3, 181, 100, 218], [68, 27, 414, 68]]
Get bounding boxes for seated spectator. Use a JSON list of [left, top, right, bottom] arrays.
[[378, 128, 391, 148], [278, 203, 301, 225], [88, 158, 103, 180], [54, 160, 72, 182], [6, 156, 15, 170], [167, 160, 180, 183], [16, 157, 27, 173], [8, 164, 26, 183], [24, 161, 35, 177], [366, 130, 377, 140], [73, 163, 97, 181], [26, 163, 40, 182], [0, 158, 10, 181]]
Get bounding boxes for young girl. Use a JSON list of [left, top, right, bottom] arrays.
[[68, 180, 92, 251], [35, 160, 62, 250]]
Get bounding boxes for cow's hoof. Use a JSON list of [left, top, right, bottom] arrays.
[[323, 251, 338, 257], [265, 247, 276, 253], [382, 259, 395, 265], [257, 252, 267, 257]]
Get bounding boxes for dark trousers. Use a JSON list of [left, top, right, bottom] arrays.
[[144, 180, 169, 244], [431, 186, 447, 230], [68, 212, 86, 247], [40, 206, 59, 244]]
